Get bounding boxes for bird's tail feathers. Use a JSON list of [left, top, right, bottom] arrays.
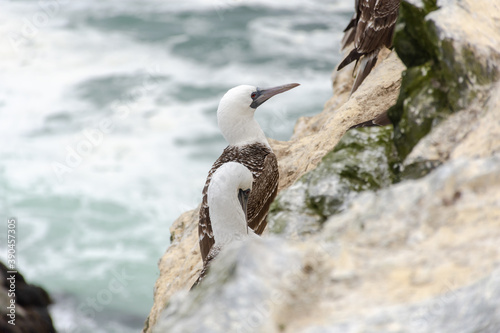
[[350, 51, 378, 94], [337, 48, 362, 71]]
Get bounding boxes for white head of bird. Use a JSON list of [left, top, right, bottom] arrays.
[[208, 162, 257, 246], [217, 83, 300, 147]]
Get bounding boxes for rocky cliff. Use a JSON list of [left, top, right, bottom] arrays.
[[145, 0, 500, 332]]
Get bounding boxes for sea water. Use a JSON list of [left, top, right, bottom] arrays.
[[0, 0, 352, 331]]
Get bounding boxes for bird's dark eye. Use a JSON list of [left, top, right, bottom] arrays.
[[251, 92, 257, 99]]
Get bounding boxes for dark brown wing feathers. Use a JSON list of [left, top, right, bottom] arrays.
[[246, 152, 278, 234], [355, 0, 399, 53], [198, 143, 278, 263]]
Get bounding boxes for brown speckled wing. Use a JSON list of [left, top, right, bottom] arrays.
[[198, 143, 278, 263], [355, 0, 400, 54], [246, 152, 278, 235]]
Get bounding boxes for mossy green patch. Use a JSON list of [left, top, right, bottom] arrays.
[[268, 127, 397, 235], [393, 0, 439, 67], [304, 126, 397, 219], [390, 62, 451, 160], [390, 0, 499, 162], [399, 159, 442, 180]]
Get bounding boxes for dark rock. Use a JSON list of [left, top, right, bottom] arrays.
[[0, 262, 56, 333]]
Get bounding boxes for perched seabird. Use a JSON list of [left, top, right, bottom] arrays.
[[198, 83, 299, 264], [192, 162, 257, 287], [338, 0, 401, 94]]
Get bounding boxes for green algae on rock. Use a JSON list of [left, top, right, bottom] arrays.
[[392, 0, 439, 68], [390, 0, 500, 164], [268, 126, 396, 238]]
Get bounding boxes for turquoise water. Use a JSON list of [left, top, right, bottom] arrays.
[[0, 0, 351, 331]]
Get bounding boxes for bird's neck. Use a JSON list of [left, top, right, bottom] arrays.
[[209, 193, 252, 247], [220, 116, 271, 149]]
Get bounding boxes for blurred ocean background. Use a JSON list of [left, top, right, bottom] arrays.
[[0, 0, 351, 331]]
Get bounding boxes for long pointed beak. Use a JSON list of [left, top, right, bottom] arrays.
[[250, 83, 300, 109]]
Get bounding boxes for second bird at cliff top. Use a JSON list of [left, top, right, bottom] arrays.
[[338, 0, 401, 95], [198, 83, 300, 264]]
